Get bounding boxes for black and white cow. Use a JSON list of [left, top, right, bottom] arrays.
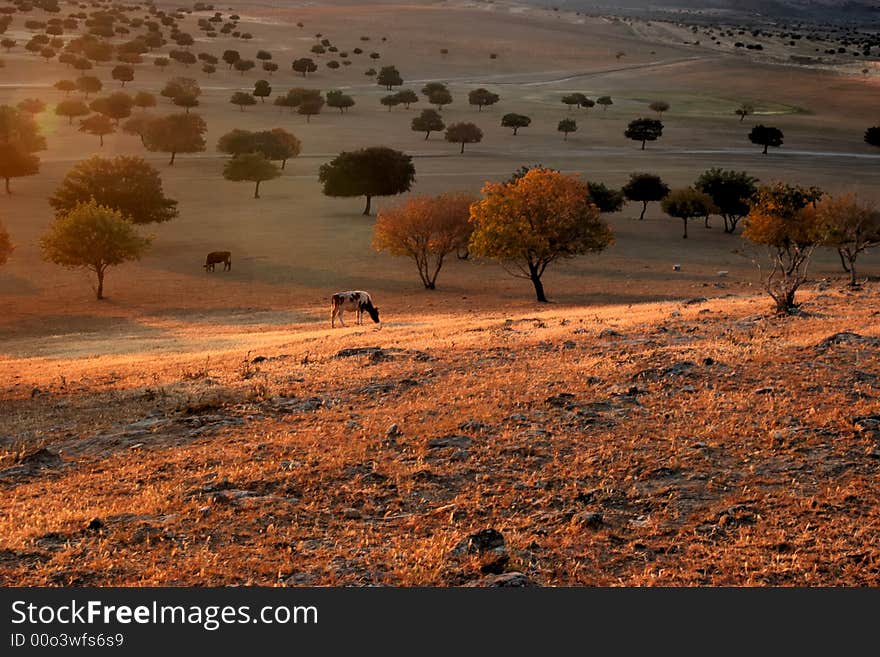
[[330, 290, 380, 328]]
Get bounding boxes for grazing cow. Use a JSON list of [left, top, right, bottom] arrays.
[[204, 251, 231, 272], [330, 290, 380, 328]]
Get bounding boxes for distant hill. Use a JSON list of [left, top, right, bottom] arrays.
[[527, 0, 880, 22]]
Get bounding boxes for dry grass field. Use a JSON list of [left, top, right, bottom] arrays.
[[1, 0, 879, 586]]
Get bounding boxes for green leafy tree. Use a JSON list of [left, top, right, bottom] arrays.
[[297, 95, 324, 122], [143, 112, 207, 165], [292, 57, 317, 77], [445, 122, 483, 154], [111, 64, 134, 86], [230, 91, 256, 111], [326, 89, 354, 113], [742, 182, 825, 313], [0, 105, 45, 193], [17, 98, 45, 115], [586, 182, 625, 214], [624, 117, 663, 150], [468, 88, 499, 111], [54, 79, 77, 96], [427, 87, 452, 111], [40, 199, 152, 300], [381, 94, 400, 111], [661, 187, 718, 239], [122, 114, 153, 146], [90, 92, 133, 125], [133, 91, 157, 111], [394, 89, 418, 109], [50, 155, 178, 225], [173, 93, 199, 113], [694, 168, 758, 233], [622, 172, 670, 220], [411, 109, 445, 140], [561, 93, 587, 110], [373, 192, 475, 289], [469, 168, 614, 302], [864, 126, 880, 148], [217, 129, 256, 157], [76, 75, 102, 97], [596, 96, 613, 111], [55, 98, 89, 125], [222, 152, 281, 199], [234, 59, 255, 75], [501, 113, 530, 135], [377, 65, 403, 90], [735, 102, 754, 122], [79, 113, 115, 146], [222, 49, 240, 68], [558, 118, 577, 140], [255, 128, 301, 169], [318, 146, 416, 215], [749, 124, 784, 154], [649, 101, 669, 117], [253, 79, 272, 102]]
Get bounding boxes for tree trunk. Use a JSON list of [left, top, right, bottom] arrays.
[[99, 134, 104, 147], [847, 253, 859, 287], [704, 214, 711, 228], [682, 218, 688, 239], [639, 201, 648, 221], [762, 143, 768, 154], [775, 289, 797, 314], [513, 127, 518, 135], [4, 177, 10, 195], [254, 180, 261, 199], [460, 141, 465, 154], [169, 151, 176, 165], [363, 195, 372, 216], [530, 270, 548, 303], [306, 114, 310, 123], [281, 159, 286, 170], [563, 132, 568, 141], [641, 139, 646, 150], [95, 268, 105, 300], [424, 131, 430, 140], [837, 248, 851, 273], [740, 113, 745, 122]]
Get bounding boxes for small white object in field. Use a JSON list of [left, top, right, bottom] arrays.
[[717, 270, 729, 277], [673, 264, 681, 271]]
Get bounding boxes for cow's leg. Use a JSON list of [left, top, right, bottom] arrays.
[[338, 309, 346, 327]]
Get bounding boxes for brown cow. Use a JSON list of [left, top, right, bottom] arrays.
[[204, 251, 231, 272]]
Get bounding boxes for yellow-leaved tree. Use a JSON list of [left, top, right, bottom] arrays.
[[468, 168, 614, 302]]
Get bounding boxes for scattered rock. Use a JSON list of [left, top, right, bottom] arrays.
[[342, 508, 362, 520], [599, 329, 623, 339], [575, 511, 604, 529], [683, 297, 708, 306], [335, 346, 383, 359], [458, 420, 490, 433], [717, 271, 729, 277], [250, 355, 267, 363], [385, 424, 401, 439], [86, 518, 104, 531], [466, 572, 536, 587], [545, 392, 576, 408], [754, 386, 775, 395], [428, 435, 472, 449], [815, 332, 880, 352]]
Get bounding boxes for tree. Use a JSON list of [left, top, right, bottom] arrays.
[[865, 126, 880, 148], [622, 172, 670, 220], [111, 64, 134, 86], [649, 101, 669, 117], [445, 122, 483, 153], [263, 61, 278, 75], [55, 99, 89, 125], [377, 65, 402, 90], [76, 75, 102, 97], [256, 49, 272, 62], [562, 93, 587, 111], [79, 113, 115, 146], [153, 57, 170, 69], [0, 105, 45, 194], [54, 79, 77, 96], [173, 93, 199, 113], [469, 169, 614, 302], [222, 152, 280, 199], [468, 88, 499, 111], [427, 87, 452, 111], [253, 79, 272, 102], [735, 103, 754, 121], [694, 168, 758, 233], [586, 182, 625, 214], [222, 49, 240, 68], [292, 57, 317, 77], [143, 112, 207, 165], [326, 89, 354, 113], [381, 94, 400, 111], [501, 113, 531, 135], [1, 39, 14, 53], [742, 182, 825, 313], [624, 117, 663, 150], [40, 199, 152, 300], [749, 124, 783, 154], [411, 109, 445, 140], [394, 89, 418, 109], [816, 193, 880, 287], [661, 187, 717, 239], [133, 91, 157, 111], [0, 222, 11, 266], [373, 192, 475, 289], [233, 59, 254, 75], [558, 118, 577, 140], [298, 95, 324, 122], [49, 155, 178, 224], [17, 98, 45, 115], [230, 91, 256, 111], [217, 128, 256, 157], [161, 77, 201, 103], [121, 114, 152, 146], [596, 96, 613, 111], [256, 128, 301, 169], [90, 92, 133, 125], [319, 146, 416, 215]]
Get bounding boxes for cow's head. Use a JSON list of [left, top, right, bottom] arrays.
[[366, 305, 380, 324]]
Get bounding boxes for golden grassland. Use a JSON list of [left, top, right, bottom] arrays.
[[2, 286, 879, 586]]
